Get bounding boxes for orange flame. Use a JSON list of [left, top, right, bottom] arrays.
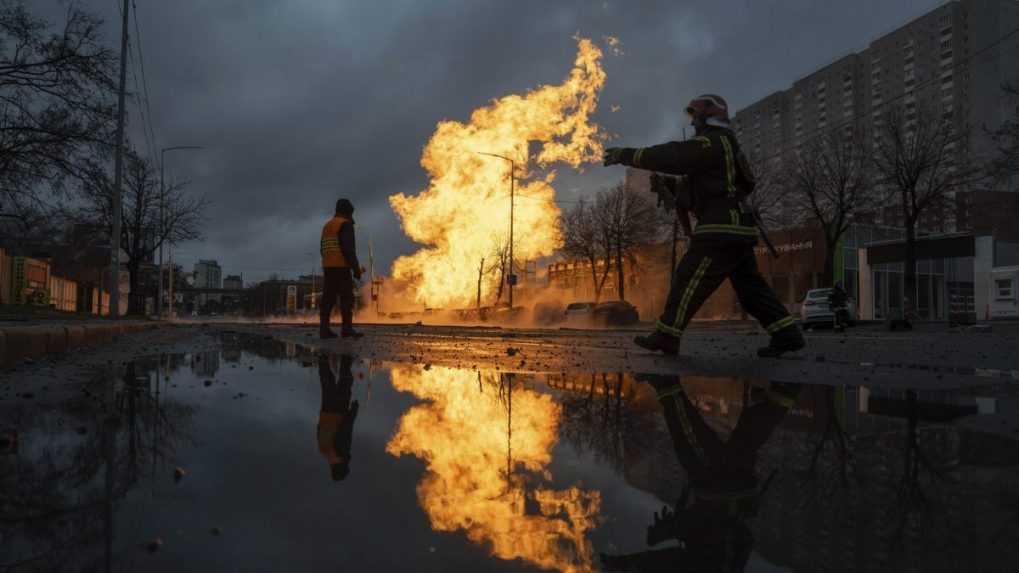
[[389, 38, 608, 308], [386, 366, 601, 572]]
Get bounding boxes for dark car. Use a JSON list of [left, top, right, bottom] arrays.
[[592, 301, 639, 326]]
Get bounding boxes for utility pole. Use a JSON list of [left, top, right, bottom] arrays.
[[476, 152, 516, 308], [109, 0, 129, 318], [168, 249, 174, 318], [158, 146, 203, 318]]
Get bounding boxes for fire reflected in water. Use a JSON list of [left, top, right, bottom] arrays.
[[386, 366, 601, 572]]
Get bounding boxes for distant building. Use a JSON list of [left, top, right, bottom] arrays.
[[223, 274, 243, 290], [193, 259, 222, 309], [732, 0, 1019, 230]]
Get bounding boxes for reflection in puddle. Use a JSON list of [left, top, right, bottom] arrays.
[[386, 365, 601, 573], [1, 358, 195, 573], [3, 334, 1018, 573]]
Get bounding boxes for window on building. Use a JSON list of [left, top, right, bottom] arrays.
[[996, 278, 1015, 300]]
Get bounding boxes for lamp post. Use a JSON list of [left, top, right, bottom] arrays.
[[159, 146, 203, 318], [476, 152, 516, 308]]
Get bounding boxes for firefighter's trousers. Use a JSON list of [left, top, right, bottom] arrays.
[[655, 240, 795, 339]]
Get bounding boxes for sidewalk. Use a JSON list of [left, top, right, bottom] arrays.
[[0, 314, 160, 368]]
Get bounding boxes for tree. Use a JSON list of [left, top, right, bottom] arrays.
[[559, 199, 612, 302], [490, 237, 511, 306], [788, 125, 872, 286], [0, 2, 116, 218], [73, 148, 209, 314], [988, 83, 1019, 190], [872, 105, 986, 319], [745, 152, 796, 230], [593, 183, 660, 302]]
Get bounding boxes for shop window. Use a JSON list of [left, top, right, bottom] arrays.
[[996, 278, 1014, 300]]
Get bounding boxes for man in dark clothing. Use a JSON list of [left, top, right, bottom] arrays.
[[320, 198, 364, 339], [600, 374, 801, 572], [603, 94, 805, 358], [317, 353, 359, 481], [828, 282, 850, 331]]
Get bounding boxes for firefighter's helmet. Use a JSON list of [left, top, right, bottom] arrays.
[[685, 94, 730, 126]]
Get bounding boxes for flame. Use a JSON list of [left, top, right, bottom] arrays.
[[389, 37, 608, 308], [386, 366, 601, 572]]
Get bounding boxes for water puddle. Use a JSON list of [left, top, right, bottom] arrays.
[[2, 333, 1017, 572]]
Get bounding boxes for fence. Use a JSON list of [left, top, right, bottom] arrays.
[[0, 248, 108, 315], [49, 276, 78, 312]]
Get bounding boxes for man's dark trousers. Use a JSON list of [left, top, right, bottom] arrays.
[[320, 267, 354, 332], [655, 240, 795, 339]]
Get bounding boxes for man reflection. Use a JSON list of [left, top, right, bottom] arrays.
[[602, 375, 801, 572], [317, 353, 359, 481]]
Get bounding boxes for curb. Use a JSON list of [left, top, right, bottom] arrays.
[[0, 322, 159, 368]]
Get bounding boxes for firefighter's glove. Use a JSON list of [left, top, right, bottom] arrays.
[[603, 147, 626, 166]]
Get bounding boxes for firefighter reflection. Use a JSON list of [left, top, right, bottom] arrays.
[[601, 376, 801, 572], [317, 353, 359, 481]]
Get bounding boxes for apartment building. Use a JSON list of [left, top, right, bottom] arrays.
[[732, 0, 1019, 231]]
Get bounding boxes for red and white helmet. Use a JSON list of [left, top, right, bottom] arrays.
[[685, 94, 730, 126]]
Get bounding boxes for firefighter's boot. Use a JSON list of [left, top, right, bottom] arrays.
[[757, 324, 805, 358], [634, 331, 680, 356]]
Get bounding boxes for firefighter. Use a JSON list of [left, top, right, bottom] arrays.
[[320, 198, 364, 339], [603, 94, 805, 358], [317, 353, 359, 481], [828, 281, 850, 332], [600, 374, 801, 572]]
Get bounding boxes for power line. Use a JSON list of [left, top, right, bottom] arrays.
[[124, 0, 159, 172], [131, 0, 158, 155]]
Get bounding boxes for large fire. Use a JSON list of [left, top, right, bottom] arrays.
[[385, 365, 601, 572], [389, 38, 608, 309]]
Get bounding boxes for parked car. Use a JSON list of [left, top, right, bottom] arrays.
[[531, 301, 565, 325], [592, 301, 640, 326], [799, 288, 858, 327], [564, 302, 597, 322]]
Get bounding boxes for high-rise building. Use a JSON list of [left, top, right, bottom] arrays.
[[193, 259, 223, 309], [194, 259, 222, 289], [732, 0, 1019, 230]]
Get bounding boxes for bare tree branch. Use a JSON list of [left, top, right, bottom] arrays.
[[787, 123, 874, 285]]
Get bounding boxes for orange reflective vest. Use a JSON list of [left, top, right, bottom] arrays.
[[320, 216, 350, 268]]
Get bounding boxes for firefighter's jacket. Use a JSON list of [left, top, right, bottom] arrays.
[[616, 126, 758, 243]]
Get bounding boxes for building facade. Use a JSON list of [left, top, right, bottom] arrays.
[[193, 259, 223, 308], [732, 0, 1019, 229]]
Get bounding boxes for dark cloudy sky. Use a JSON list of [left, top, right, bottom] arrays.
[[35, 0, 943, 282]]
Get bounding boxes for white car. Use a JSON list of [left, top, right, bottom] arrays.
[[799, 288, 858, 327]]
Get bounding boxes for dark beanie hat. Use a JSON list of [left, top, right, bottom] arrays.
[[336, 199, 354, 216]]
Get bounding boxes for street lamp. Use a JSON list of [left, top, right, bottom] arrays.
[[159, 146, 203, 318], [476, 151, 517, 308]]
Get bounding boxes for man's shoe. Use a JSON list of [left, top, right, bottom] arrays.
[[757, 326, 805, 358], [633, 331, 679, 356], [340, 330, 364, 339], [319, 329, 339, 339]]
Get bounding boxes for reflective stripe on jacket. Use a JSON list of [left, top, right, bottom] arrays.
[[621, 127, 759, 243], [321, 216, 350, 268]]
